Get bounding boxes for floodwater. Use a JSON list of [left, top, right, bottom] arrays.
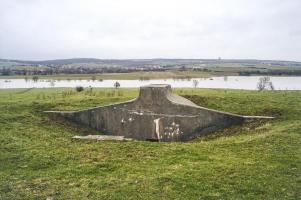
[[0, 76, 300, 90]]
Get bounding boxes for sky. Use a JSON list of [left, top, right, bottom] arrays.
[[0, 0, 300, 61]]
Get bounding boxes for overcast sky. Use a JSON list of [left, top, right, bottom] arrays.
[[0, 0, 300, 61]]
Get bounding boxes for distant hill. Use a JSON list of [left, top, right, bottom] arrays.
[[0, 58, 105, 65], [0, 58, 300, 67]]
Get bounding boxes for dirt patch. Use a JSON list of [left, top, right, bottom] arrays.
[[192, 119, 271, 142], [181, 95, 210, 106]]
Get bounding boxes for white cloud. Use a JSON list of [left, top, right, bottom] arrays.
[[0, 0, 300, 61]]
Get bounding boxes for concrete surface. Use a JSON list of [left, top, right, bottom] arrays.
[[45, 84, 273, 141], [72, 135, 132, 141]]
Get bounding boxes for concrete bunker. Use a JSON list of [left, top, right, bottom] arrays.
[[46, 84, 273, 142]]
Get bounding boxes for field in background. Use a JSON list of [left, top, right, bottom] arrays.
[[1, 67, 301, 80], [0, 88, 300, 199], [0, 70, 216, 80], [1, 58, 301, 80]]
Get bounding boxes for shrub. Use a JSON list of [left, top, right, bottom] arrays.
[[32, 76, 39, 82], [75, 86, 84, 92]]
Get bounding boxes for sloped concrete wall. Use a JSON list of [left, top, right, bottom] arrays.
[[46, 84, 260, 141]]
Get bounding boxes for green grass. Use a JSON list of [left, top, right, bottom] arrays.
[[0, 88, 300, 199], [0, 70, 220, 80]]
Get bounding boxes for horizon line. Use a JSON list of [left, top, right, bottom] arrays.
[[1, 57, 300, 63]]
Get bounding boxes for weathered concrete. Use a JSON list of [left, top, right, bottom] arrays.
[[45, 84, 273, 141], [73, 135, 132, 141]]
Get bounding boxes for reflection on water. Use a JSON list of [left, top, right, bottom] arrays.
[[0, 76, 301, 90]]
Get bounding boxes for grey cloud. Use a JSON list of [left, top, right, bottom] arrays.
[[0, 0, 300, 61]]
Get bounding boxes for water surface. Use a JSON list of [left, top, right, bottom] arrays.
[[0, 76, 300, 90]]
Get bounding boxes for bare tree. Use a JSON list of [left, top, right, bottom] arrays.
[[50, 80, 55, 87], [192, 79, 199, 89], [268, 82, 275, 90], [257, 76, 274, 91], [257, 77, 266, 91], [114, 81, 120, 89]]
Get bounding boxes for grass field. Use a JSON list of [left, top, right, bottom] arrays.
[[0, 70, 228, 80], [1, 64, 300, 80], [0, 88, 300, 199]]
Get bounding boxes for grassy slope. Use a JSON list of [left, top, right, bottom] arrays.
[[0, 88, 300, 199]]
